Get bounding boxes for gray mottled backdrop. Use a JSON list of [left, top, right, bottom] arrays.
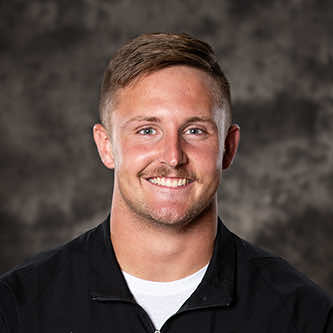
[[1, 1, 333, 295]]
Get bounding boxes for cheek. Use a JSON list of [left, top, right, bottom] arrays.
[[190, 142, 222, 173], [116, 140, 157, 171]]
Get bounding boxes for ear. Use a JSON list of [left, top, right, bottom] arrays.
[[222, 124, 240, 170], [93, 123, 115, 169]]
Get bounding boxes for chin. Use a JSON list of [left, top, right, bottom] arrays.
[[138, 200, 215, 230], [149, 210, 192, 228]]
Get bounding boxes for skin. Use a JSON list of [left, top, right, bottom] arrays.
[[93, 66, 240, 281]]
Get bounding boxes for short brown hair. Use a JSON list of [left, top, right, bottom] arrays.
[[99, 33, 231, 127]]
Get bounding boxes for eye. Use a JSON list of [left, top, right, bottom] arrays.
[[185, 127, 206, 135], [137, 127, 157, 135]]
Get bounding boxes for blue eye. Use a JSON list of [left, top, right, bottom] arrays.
[[186, 128, 205, 135], [138, 128, 157, 135]]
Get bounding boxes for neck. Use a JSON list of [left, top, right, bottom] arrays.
[[109, 194, 218, 282]]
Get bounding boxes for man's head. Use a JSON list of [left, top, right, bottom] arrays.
[[99, 33, 232, 131], [94, 33, 240, 228]]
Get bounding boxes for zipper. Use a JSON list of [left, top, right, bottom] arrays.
[[92, 294, 231, 333]]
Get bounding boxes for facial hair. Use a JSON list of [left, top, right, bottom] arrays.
[[118, 164, 219, 230]]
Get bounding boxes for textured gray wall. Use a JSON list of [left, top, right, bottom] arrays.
[[1, 1, 332, 295]]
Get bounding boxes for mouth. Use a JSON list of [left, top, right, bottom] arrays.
[[145, 177, 193, 188]]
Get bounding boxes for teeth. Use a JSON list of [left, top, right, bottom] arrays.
[[148, 177, 189, 187]]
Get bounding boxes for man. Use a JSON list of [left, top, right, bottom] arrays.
[[0, 33, 332, 332]]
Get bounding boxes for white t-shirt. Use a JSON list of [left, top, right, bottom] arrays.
[[122, 265, 208, 330]]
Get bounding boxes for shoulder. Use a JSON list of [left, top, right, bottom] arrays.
[[236, 235, 331, 299], [0, 222, 99, 285], [233, 233, 333, 331], [0, 222, 102, 326]]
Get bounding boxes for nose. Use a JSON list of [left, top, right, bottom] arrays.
[[160, 132, 187, 168]]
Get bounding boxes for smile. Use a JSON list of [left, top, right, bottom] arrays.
[[147, 177, 192, 188]]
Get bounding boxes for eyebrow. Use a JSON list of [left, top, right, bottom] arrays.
[[184, 117, 218, 131], [122, 116, 161, 128], [184, 116, 215, 125]]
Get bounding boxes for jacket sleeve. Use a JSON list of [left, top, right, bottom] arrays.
[[0, 313, 9, 333], [325, 307, 333, 333], [0, 282, 18, 333]]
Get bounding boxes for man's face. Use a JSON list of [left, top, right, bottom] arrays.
[[97, 66, 231, 227]]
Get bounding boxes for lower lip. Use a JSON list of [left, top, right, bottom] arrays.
[[144, 179, 194, 190]]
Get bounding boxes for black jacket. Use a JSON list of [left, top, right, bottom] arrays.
[[0, 217, 332, 333]]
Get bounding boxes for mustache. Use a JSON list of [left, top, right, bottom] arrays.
[[139, 165, 196, 180]]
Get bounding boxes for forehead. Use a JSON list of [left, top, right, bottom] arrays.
[[111, 66, 221, 122]]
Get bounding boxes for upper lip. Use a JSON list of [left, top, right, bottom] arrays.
[[145, 175, 192, 179], [145, 176, 194, 181]]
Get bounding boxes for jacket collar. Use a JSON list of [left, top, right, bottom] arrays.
[[89, 215, 236, 309]]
